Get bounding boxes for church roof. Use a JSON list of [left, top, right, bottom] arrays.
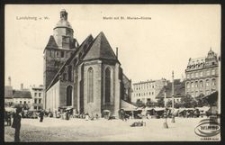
[[83, 32, 117, 61], [45, 35, 58, 49], [46, 32, 120, 91]]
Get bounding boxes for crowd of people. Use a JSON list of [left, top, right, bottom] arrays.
[[5, 106, 215, 142]]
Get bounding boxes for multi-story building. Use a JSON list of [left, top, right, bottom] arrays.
[[30, 85, 44, 110], [185, 49, 219, 97], [132, 78, 168, 103]]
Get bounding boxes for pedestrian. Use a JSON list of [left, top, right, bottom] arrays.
[[39, 110, 44, 122], [85, 113, 89, 121], [12, 107, 22, 142]]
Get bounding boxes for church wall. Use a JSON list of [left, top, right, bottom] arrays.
[[100, 62, 121, 116], [83, 61, 102, 117], [72, 66, 79, 112], [59, 81, 74, 107], [46, 81, 60, 112], [114, 63, 121, 116], [101, 64, 115, 113]]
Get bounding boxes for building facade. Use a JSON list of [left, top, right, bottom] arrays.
[[132, 78, 168, 103], [12, 84, 33, 108], [43, 10, 131, 117], [185, 49, 219, 97], [30, 85, 44, 110]]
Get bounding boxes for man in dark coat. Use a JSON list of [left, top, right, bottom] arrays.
[[39, 110, 44, 122], [12, 107, 22, 142]]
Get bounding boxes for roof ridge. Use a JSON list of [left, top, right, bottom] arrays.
[[83, 31, 117, 61]]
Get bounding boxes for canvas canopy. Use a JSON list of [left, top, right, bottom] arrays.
[[121, 100, 137, 111], [5, 107, 15, 112], [153, 107, 165, 112], [196, 106, 210, 112]]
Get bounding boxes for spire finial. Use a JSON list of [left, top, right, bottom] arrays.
[[60, 9, 68, 20]]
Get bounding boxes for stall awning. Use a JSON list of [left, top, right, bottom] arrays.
[[153, 107, 165, 112], [200, 91, 218, 105], [121, 100, 137, 111]]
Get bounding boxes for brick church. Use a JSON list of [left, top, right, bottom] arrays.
[[43, 9, 132, 117]]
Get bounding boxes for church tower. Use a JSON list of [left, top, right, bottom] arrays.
[[43, 9, 79, 108]]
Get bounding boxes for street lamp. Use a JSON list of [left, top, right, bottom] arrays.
[[171, 71, 175, 123], [163, 90, 169, 128]]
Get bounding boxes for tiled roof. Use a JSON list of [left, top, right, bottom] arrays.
[[45, 35, 58, 49], [46, 32, 119, 91], [13, 90, 32, 99], [83, 32, 117, 61]]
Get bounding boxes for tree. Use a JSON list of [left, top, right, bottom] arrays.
[[181, 94, 193, 108], [196, 94, 209, 107], [166, 100, 172, 108], [157, 97, 164, 107], [174, 102, 181, 108], [190, 100, 198, 108], [136, 99, 144, 107]]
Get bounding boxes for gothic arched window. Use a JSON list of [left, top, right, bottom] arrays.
[[105, 68, 111, 103], [87, 67, 94, 103], [66, 86, 72, 106]]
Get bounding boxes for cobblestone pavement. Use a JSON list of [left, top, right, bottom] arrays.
[[4, 117, 221, 142]]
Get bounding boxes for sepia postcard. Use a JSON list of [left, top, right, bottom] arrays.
[[4, 4, 221, 142]]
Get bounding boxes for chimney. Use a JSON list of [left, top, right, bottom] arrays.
[[116, 47, 118, 59], [21, 83, 23, 90], [8, 76, 11, 86]]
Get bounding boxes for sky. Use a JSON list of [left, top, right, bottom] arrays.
[[5, 4, 221, 89]]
